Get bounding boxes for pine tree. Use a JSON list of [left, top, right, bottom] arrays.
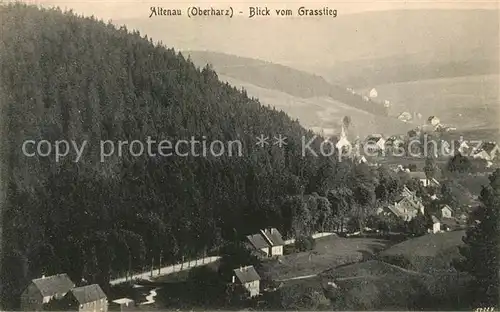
[[456, 169, 500, 307]]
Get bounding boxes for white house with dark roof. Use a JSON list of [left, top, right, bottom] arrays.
[[20, 273, 75, 311], [232, 265, 261, 297], [440, 205, 453, 219], [246, 228, 285, 257], [60, 284, 108, 312], [260, 228, 285, 256], [364, 134, 386, 153], [430, 216, 441, 234], [246, 233, 272, 257]]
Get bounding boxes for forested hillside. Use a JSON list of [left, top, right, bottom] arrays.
[[185, 51, 389, 116], [0, 4, 403, 309]]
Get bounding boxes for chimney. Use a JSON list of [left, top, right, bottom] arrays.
[[232, 275, 235, 283]]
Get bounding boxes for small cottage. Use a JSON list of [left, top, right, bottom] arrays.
[[60, 284, 108, 312], [246, 233, 271, 257], [428, 116, 440, 127], [440, 205, 453, 219], [430, 216, 441, 234], [260, 228, 285, 257], [232, 266, 261, 298], [21, 273, 75, 311]]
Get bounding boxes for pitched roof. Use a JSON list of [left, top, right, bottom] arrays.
[[387, 205, 404, 218], [31, 274, 75, 297], [261, 228, 285, 246], [408, 171, 427, 180], [480, 142, 498, 154], [233, 266, 260, 283], [246, 233, 270, 249], [441, 204, 453, 212], [69, 284, 106, 304]]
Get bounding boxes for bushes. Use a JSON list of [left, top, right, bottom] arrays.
[[294, 235, 316, 252]]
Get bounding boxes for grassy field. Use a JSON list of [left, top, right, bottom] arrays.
[[218, 74, 415, 139], [378, 230, 466, 273], [357, 75, 499, 134], [259, 235, 393, 281], [318, 260, 472, 310]]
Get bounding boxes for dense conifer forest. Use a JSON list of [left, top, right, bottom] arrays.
[[0, 4, 406, 308]]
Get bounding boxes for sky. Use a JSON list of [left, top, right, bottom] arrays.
[[8, 0, 499, 70], [15, 0, 500, 20]]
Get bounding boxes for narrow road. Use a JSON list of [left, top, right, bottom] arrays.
[[275, 260, 433, 283]]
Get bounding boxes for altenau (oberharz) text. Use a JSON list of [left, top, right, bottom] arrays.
[[149, 7, 182, 17]]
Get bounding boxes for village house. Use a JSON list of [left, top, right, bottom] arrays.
[[441, 140, 452, 154], [20, 273, 75, 311], [407, 171, 440, 188], [232, 266, 261, 298], [59, 284, 108, 312], [260, 228, 285, 256], [364, 134, 386, 154], [246, 233, 272, 257], [430, 215, 441, 234], [428, 116, 440, 127], [440, 204, 453, 219], [454, 139, 470, 155], [246, 228, 285, 257], [473, 141, 499, 162], [398, 112, 413, 123], [378, 186, 425, 221], [369, 88, 378, 98]]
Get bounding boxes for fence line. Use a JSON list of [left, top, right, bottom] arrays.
[[110, 232, 334, 285], [109, 256, 221, 285]]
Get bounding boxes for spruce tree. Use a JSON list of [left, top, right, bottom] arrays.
[[456, 169, 500, 307]]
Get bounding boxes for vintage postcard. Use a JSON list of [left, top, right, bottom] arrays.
[[0, 0, 499, 311]]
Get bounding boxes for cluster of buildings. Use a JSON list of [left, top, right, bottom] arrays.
[[230, 227, 287, 298], [376, 171, 465, 234], [20, 274, 108, 312], [20, 274, 138, 312]]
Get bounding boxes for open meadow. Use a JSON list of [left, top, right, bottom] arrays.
[[259, 235, 394, 281], [357, 75, 499, 134]]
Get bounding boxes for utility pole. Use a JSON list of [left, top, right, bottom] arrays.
[[150, 257, 154, 277], [158, 251, 162, 275], [128, 252, 132, 284]]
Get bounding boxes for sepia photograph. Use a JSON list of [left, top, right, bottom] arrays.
[[0, 0, 499, 311]]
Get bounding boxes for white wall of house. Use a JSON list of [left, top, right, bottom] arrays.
[[441, 208, 452, 219], [432, 222, 440, 233], [271, 245, 283, 256], [260, 247, 269, 256], [244, 280, 260, 297]]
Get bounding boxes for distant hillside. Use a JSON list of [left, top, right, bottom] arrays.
[[115, 9, 498, 87], [185, 51, 389, 116], [186, 50, 333, 98], [217, 74, 414, 139]]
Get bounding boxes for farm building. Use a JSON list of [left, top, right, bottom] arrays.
[[440, 205, 453, 219], [246, 228, 285, 257], [58, 284, 108, 312], [232, 266, 261, 298], [430, 216, 441, 234], [20, 274, 75, 311], [364, 134, 386, 153], [428, 116, 440, 127]]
